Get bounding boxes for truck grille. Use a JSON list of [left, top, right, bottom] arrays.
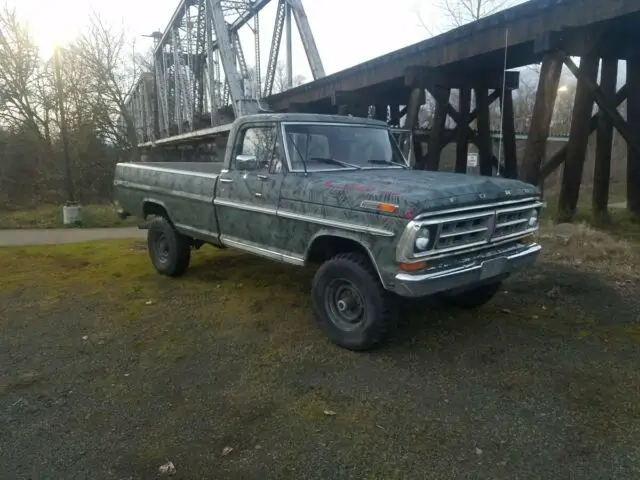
[[422, 198, 542, 256]]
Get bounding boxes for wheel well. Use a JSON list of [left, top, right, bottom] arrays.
[[307, 236, 372, 265], [143, 202, 169, 220]]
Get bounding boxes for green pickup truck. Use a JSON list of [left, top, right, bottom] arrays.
[[113, 113, 542, 350]]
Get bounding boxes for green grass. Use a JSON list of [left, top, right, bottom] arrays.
[[0, 204, 139, 229], [540, 182, 640, 242]]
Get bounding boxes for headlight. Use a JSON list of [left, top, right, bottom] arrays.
[[414, 228, 430, 251], [528, 210, 539, 228]]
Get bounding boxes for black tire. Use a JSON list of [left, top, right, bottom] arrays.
[[311, 252, 397, 351], [436, 281, 502, 310], [147, 216, 191, 277]]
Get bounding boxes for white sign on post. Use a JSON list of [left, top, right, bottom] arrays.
[[467, 153, 478, 168]]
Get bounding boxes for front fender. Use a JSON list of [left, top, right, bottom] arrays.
[[304, 229, 388, 288]]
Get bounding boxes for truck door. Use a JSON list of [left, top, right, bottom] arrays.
[[215, 121, 287, 256]]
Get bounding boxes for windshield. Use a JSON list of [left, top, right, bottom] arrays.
[[283, 123, 408, 171]]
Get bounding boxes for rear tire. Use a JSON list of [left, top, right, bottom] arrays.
[[311, 252, 397, 351], [436, 281, 502, 310], [147, 216, 191, 277]]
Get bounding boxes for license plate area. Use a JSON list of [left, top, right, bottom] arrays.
[[479, 257, 507, 280]]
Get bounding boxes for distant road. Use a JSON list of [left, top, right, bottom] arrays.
[[0, 228, 146, 247]]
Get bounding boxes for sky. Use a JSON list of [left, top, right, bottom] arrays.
[[4, 0, 441, 76]]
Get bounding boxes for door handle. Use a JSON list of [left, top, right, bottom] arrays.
[[254, 192, 263, 198], [257, 174, 268, 180], [219, 178, 233, 183]]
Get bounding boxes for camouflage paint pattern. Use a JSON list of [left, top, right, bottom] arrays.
[[113, 113, 541, 293]]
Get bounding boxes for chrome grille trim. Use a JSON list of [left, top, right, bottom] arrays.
[[397, 199, 543, 262], [414, 197, 541, 219]]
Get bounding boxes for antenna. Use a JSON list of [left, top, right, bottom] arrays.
[[497, 27, 510, 177]]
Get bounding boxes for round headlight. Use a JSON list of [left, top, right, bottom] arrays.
[[528, 210, 539, 227], [415, 228, 430, 251]]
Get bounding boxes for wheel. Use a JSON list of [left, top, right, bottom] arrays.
[[436, 281, 502, 310], [147, 216, 191, 277], [311, 252, 397, 351]]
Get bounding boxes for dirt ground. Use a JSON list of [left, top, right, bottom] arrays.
[[1, 224, 640, 479]]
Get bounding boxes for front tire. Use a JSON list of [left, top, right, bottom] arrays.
[[147, 216, 191, 277], [436, 281, 502, 310], [311, 252, 397, 351]]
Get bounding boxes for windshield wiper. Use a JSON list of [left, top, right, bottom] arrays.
[[367, 159, 408, 169], [309, 157, 361, 169]]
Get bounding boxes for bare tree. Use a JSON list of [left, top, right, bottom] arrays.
[[0, 6, 51, 138], [73, 12, 140, 157], [437, 0, 521, 28]]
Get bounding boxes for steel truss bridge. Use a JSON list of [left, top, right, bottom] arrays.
[[124, 0, 640, 221], [126, 0, 324, 143]]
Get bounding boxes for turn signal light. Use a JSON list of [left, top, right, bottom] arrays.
[[398, 261, 426, 272], [377, 203, 398, 213]]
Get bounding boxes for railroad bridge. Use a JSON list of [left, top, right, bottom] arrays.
[[124, 0, 640, 220]]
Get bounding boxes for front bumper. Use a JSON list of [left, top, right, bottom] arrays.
[[391, 242, 541, 298]]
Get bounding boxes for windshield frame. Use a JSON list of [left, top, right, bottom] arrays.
[[280, 121, 409, 173]]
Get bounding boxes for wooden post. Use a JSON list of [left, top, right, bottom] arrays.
[[475, 88, 493, 176], [592, 57, 618, 221], [374, 104, 388, 122], [350, 104, 369, 118], [557, 55, 599, 221], [627, 57, 640, 218], [405, 88, 425, 168], [389, 105, 400, 126], [423, 86, 450, 171], [501, 89, 518, 178], [521, 52, 564, 184], [456, 87, 471, 173], [539, 84, 628, 181]]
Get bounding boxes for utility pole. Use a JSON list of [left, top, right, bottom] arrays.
[[53, 45, 75, 203]]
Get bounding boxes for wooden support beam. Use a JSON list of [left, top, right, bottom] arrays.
[[627, 57, 640, 217], [405, 88, 426, 167], [475, 88, 493, 176], [592, 57, 618, 220], [405, 67, 520, 90], [564, 57, 640, 156], [442, 89, 502, 147], [539, 84, 628, 180], [348, 104, 369, 118], [374, 104, 388, 122], [389, 105, 400, 126], [456, 87, 471, 173], [521, 52, 565, 184], [422, 86, 450, 170], [558, 54, 599, 221], [500, 89, 518, 179]]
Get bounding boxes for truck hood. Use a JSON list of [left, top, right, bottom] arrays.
[[286, 169, 540, 219]]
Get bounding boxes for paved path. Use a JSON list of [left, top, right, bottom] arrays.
[[0, 228, 146, 247]]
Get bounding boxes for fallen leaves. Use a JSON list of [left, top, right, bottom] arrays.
[[222, 446, 233, 456], [158, 461, 176, 476]]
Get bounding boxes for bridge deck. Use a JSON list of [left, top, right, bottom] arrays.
[[266, 0, 640, 111]]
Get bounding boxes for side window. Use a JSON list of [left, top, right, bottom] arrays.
[[235, 126, 277, 172]]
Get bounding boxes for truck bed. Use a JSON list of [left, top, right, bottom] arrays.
[[113, 161, 222, 242], [130, 161, 225, 176]]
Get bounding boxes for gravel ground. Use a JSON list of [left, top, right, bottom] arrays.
[[1, 226, 639, 479]]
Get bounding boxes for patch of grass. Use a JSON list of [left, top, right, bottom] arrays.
[[0, 204, 138, 229]]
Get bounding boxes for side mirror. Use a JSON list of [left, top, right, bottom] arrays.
[[235, 154, 258, 171]]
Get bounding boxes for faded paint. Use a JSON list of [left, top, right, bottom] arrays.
[[114, 113, 542, 297]]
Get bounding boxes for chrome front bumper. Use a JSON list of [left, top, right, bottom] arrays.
[[391, 243, 542, 298]]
